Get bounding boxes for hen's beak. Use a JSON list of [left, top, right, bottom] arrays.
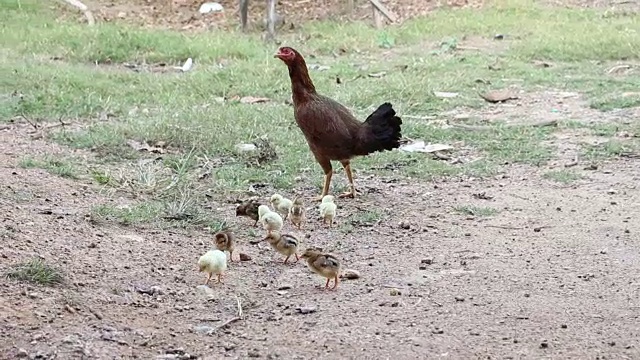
[[274, 51, 284, 60]]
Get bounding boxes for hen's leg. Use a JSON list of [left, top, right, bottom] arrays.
[[338, 160, 358, 198], [313, 157, 333, 201]]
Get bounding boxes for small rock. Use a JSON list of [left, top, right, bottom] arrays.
[[389, 288, 401, 296], [454, 296, 465, 302], [340, 269, 360, 280], [600, 248, 608, 254], [607, 188, 618, 195], [494, 34, 504, 40], [199, 2, 223, 14], [277, 284, 292, 290], [16, 349, 28, 358], [560, 324, 567, 329], [239, 253, 252, 261], [193, 325, 215, 335], [608, 341, 616, 346], [295, 305, 317, 314], [248, 350, 261, 358], [399, 221, 411, 230], [432, 328, 444, 334], [524, 293, 530, 298], [418, 265, 427, 270], [421, 258, 433, 265], [540, 341, 549, 348], [196, 285, 215, 297]]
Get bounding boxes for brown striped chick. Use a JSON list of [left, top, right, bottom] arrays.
[[289, 197, 305, 230], [301, 247, 342, 290], [214, 229, 236, 262], [263, 231, 300, 264], [236, 199, 261, 227]]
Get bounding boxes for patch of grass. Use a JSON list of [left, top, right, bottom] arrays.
[[6, 259, 64, 286], [350, 210, 385, 226], [454, 205, 498, 217], [582, 140, 637, 161], [90, 202, 162, 226], [543, 170, 583, 184], [19, 156, 80, 179], [3, 0, 639, 229], [590, 93, 640, 112]]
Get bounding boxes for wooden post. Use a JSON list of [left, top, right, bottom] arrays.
[[369, 0, 397, 28]]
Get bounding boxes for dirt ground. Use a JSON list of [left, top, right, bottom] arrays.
[[3, 0, 640, 359], [2, 87, 640, 359]]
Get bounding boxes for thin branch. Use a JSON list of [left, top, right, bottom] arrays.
[[450, 119, 558, 131], [59, 0, 95, 25]]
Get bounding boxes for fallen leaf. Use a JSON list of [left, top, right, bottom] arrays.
[[308, 64, 331, 71], [173, 57, 193, 72], [126, 140, 165, 154], [533, 60, 552, 68], [240, 96, 271, 104], [239, 253, 252, 261], [433, 91, 459, 99], [480, 89, 518, 103], [368, 71, 387, 78], [399, 140, 453, 153], [340, 269, 361, 280]]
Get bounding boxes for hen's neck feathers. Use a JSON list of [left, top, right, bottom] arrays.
[[287, 58, 316, 104]]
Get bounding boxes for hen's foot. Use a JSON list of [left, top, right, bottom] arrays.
[[338, 190, 359, 199]]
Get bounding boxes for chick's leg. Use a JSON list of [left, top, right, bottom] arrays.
[[216, 273, 224, 284], [332, 275, 339, 290], [324, 278, 330, 288], [313, 157, 333, 202], [294, 253, 299, 263], [204, 272, 212, 285], [338, 161, 358, 199], [283, 255, 291, 264]]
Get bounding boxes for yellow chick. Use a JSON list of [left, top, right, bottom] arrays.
[[289, 197, 305, 230], [264, 231, 299, 264], [214, 229, 235, 262], [319, 195, 337, 228], [270, 194, 293, 220], [301, 247, 342, 290], [258, 204, 283, 235], [197, 249, 228, 285]]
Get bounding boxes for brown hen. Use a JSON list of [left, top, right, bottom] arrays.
[[275, 46, 403, 200]]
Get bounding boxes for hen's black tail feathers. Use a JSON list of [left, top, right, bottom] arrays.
[[356, 102, 403, 156]]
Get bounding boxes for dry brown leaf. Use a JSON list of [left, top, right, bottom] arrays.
[[127, 140, 165, 153], [240, 96, 271, 104], [480, 89, 518, 103]]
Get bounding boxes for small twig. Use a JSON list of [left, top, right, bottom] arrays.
[[403, 114, 437, 121], [413, 298, 422, 307], [451, 119, 558, 131], [564, 154, 579, 168], [19, 113, 39, 131], [369, 0, 397, 21], [207, 317, 240, 335], [485, 225, 523, 230], [59, 0, 95, 25], [431, 152, 451, 161], [236, 296, 243, 318]]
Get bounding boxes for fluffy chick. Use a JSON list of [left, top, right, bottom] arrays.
[[197, 249, 228, 285], [258, 205, 283, 235], [214, 229, 236, 262], [264, 231, 300, 264], [236, 199, 261, 227], [270, 194, 294, 220], [319, 195, 337, 228], [301, 247, 342, 289], [289, 197, 305, 230]]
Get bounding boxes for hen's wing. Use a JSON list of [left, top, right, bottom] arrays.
[[294, 95, 361, 160]]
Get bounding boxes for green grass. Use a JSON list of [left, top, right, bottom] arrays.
[[543, 169, 583, 184], [454, 205, 499, 217], [19, 156, 80, 179], [6, 258, 64, 286], [2, 0, 639, 229]]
